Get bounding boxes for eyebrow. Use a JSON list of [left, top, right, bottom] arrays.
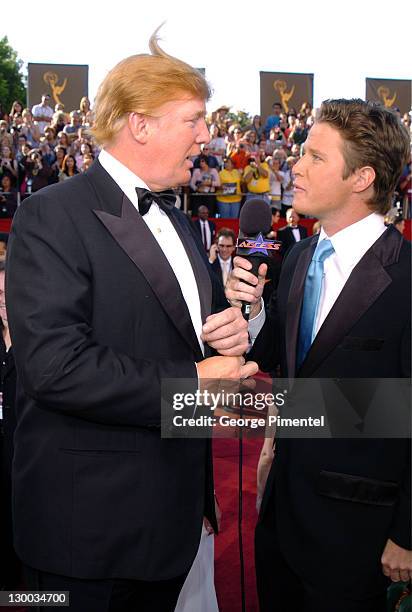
[[303, 145, 327, 158], [187, 110, 206, 121]]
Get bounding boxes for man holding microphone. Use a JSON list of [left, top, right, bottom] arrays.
[[226, 99, 411, 612]]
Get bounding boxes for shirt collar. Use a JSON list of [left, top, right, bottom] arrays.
[[218, 255, 232, 266], [319, 212, 386, 273], [99, 149, 150, 212]]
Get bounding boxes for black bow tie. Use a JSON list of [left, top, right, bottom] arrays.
[[135, 187, 176, 216]]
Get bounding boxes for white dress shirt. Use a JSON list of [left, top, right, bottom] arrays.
[[291, 227, 301, 242], [217, 255, 232, 287], [313, 212, 386, 337], [99, 149, 204, 354], [250, 212, 387, 346]]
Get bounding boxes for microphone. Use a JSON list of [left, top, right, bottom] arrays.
[[236, 199, 281, 320]]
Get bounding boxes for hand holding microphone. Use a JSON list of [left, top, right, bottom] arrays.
[[225, 198, 281, 319]]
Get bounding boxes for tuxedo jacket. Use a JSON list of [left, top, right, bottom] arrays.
[[277, 224, 308, 258], [250, 226, 411, 598], [193, 218, 216, 247], [6, 160, 225, 581]]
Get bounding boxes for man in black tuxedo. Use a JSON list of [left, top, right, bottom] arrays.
[[193, 204, 216, 253], [208, 228, 236, 288], [6, 33, 257, 612], [226, 99, 411, 611], [277, 206, 308, 257]]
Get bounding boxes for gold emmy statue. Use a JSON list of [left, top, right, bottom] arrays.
[[377, 86, 397, 108], [43, 71, 68, 107], [273, 80, 295, 112]]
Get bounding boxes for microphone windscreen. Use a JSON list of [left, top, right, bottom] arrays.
[[239, 199, 272, 235]]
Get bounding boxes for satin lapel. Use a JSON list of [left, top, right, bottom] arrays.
[[168, 210, 212, 325], [93, 194, 203, 360], [299, 234, 396, 377], [285, 236, 318, 376]]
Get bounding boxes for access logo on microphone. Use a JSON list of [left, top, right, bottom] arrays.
[[237, 232, 281, 256]]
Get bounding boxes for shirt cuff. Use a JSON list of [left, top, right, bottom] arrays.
[[248, 299, 266, 347]]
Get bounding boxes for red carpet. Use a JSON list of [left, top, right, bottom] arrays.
[[214, 437, 261, 612]]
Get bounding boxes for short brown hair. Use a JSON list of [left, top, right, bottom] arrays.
[[316, 99, 410, 214], [217, 228, 236, 244], [92, 28, 210, 145]]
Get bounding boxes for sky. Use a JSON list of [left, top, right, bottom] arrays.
[[4, 0, 411, 116]]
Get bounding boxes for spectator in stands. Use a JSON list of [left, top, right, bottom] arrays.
[[63, 111, 82, 140], [31, 94, 54, 135], [266, 126, 286, 155], [0, 175, 17, 218], [229, 143, 248, 171], [284, 112, 297, 140], [50, 147, 66, 183], [0, 121, 14, 149], [216, 157, 242, 218], [273, 148, 289, 172], [81, 155, 94, 172], [51, 111, 67, 135], [208, 228, 236, 288], [264, 102, 282, 137], [24, 149, 52, 193], [15, 135, 28, 163], [190, 155, 220, 215], [208, 126, 226, 168], [78, 97, 91, 120], [193, 205, 216, 252], [43, 126, 57, 150], [193, 145, 219, 170], [75, 142, 94, 171], [57, 131, 72, 152], [281, 155, 296, 213], [291, 143, 302, 158], [226, 126, 243, 156], [246, 115, 264, 141], [288, 116, 308, 146], [38, 140, 55, 168], [60, 154, 79, 180], [300, 101, 312, 118], [243, 150, 271, 204], [20, 109, 40, 147], [242, 130, 259, 155], [9, 101, 23, 124], [268, 156, 285, 208], [0, 146, 18, 186]]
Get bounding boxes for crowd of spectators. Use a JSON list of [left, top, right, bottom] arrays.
[[0, 94, 411, 220], [0, 93, 98, 217]]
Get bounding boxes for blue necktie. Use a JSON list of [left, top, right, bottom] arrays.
[[297, 239, 335, 369]]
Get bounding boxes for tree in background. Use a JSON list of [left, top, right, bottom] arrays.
[[0, 36, 26, 116]]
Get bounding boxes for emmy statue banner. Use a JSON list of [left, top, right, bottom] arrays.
[[28, 63, 89, 111], [260, 72, 314, 121], [365, 78, 411, 115]]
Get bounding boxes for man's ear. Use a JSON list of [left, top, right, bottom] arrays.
[[127, 112, 151, 144], [352, 166, 376, 195]]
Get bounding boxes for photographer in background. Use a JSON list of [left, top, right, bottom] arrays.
[[0, 176, 17, 218], [243, 148, 271, 204], [23, 149, 52, 193]]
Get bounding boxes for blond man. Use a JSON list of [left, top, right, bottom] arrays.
[[6, 32, 256, 612]]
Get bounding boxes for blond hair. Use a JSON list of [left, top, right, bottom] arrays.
[[92, 27, 211, 145]]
